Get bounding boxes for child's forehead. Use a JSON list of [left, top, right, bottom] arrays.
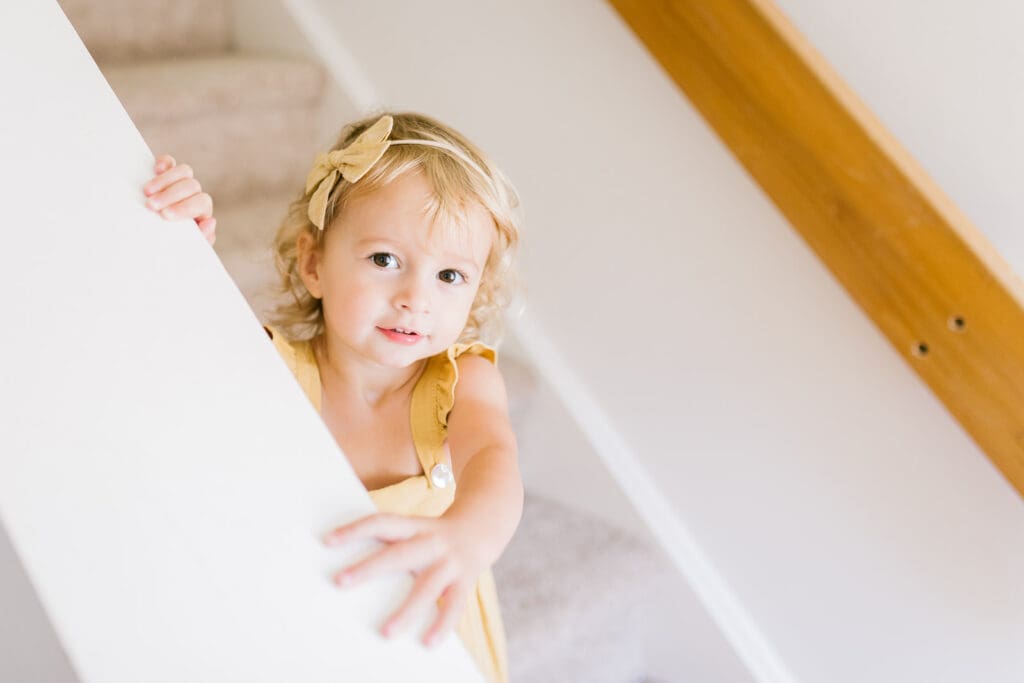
[[339, 171, 493, 261], [349, 169, 481, 219]]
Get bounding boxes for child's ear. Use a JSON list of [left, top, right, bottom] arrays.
[[296, 232, 324, 299]]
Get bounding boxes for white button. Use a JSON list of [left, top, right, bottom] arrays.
[[430, 463, 454, 488]]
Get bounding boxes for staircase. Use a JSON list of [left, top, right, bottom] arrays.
[[58, 2, 677, 680]]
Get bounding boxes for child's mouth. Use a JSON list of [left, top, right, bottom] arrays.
[[378, 326, 424, 345]]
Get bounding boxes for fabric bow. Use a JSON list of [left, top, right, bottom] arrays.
[[304, 115, 394, 229]]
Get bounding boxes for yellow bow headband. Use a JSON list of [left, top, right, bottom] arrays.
[[304, 115, 491, 230]]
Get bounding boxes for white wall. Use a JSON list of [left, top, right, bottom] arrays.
[[282, 0, 1024, 681]]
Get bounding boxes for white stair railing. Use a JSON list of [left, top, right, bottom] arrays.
[[0, 4, 481, 681]]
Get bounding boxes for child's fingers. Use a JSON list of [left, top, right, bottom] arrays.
[[380, 562, 452, 639], [162, 192, 214, 225], [196, 217, 217, 246], [333, 533, 442, 587], [423, 581, 472, 648], [147, 178, 207, 216], [143, 162, 194, 197], [153, 154, 176, 175], [324, 513, 421, 546]]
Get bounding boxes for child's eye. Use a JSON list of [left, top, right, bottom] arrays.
[[438, 269, 466, 285], [371, 253, 398, 268]]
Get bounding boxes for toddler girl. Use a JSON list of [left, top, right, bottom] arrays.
[[143, 112, 523, 683]]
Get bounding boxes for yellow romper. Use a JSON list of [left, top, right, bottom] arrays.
[[265, 327, 509, 683]]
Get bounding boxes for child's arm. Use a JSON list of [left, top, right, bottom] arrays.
[[143, 154, 217, 245], [443, 354, 524, 571], [322, 356, 523, 648]]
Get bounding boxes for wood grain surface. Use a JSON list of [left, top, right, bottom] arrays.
[[610, 0, 1024, 497]]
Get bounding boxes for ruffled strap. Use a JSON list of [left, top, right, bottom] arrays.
[[410, 342, 497, 489]]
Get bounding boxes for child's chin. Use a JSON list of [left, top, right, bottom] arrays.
[[374, 343, 443, 367], [379, 355, 426, 369]]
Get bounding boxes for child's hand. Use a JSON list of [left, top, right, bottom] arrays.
[[142, 154, 217, 245], [323, 512, 488, 648]]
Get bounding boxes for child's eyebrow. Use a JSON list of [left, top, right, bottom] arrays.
[[436, 249, 486, 271], [354, 236, 400, 249]]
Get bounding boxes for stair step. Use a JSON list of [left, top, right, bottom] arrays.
[[103, 55, 325, 121], [104, 54, 327, 203], [59, 0, 231, 64], [494, 494, 676, 681]]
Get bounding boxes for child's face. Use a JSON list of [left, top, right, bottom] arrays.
[[300, 170, 494, 368]]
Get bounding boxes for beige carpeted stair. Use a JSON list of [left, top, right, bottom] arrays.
[[58, 2, 675, 679], [60, 0, 231, 63], [103, 55, 325, 204]]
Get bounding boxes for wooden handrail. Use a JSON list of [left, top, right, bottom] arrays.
[[610, 0, 1024, 497]]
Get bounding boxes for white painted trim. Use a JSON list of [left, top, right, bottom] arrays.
[[510, 312, 793, 683]]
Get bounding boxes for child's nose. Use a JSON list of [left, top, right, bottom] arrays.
[[393, 276, 432, 314]]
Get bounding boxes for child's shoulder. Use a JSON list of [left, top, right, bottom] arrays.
[[447, 343, 505, 407], [447, 340, 496, 366]]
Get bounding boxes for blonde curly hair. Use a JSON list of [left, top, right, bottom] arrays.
[[266, 111, 521, 345]]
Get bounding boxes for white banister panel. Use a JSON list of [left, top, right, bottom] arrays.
[[0, 3, 480, 681]]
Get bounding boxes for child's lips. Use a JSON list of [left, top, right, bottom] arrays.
[[377, 326, 425, 345]]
